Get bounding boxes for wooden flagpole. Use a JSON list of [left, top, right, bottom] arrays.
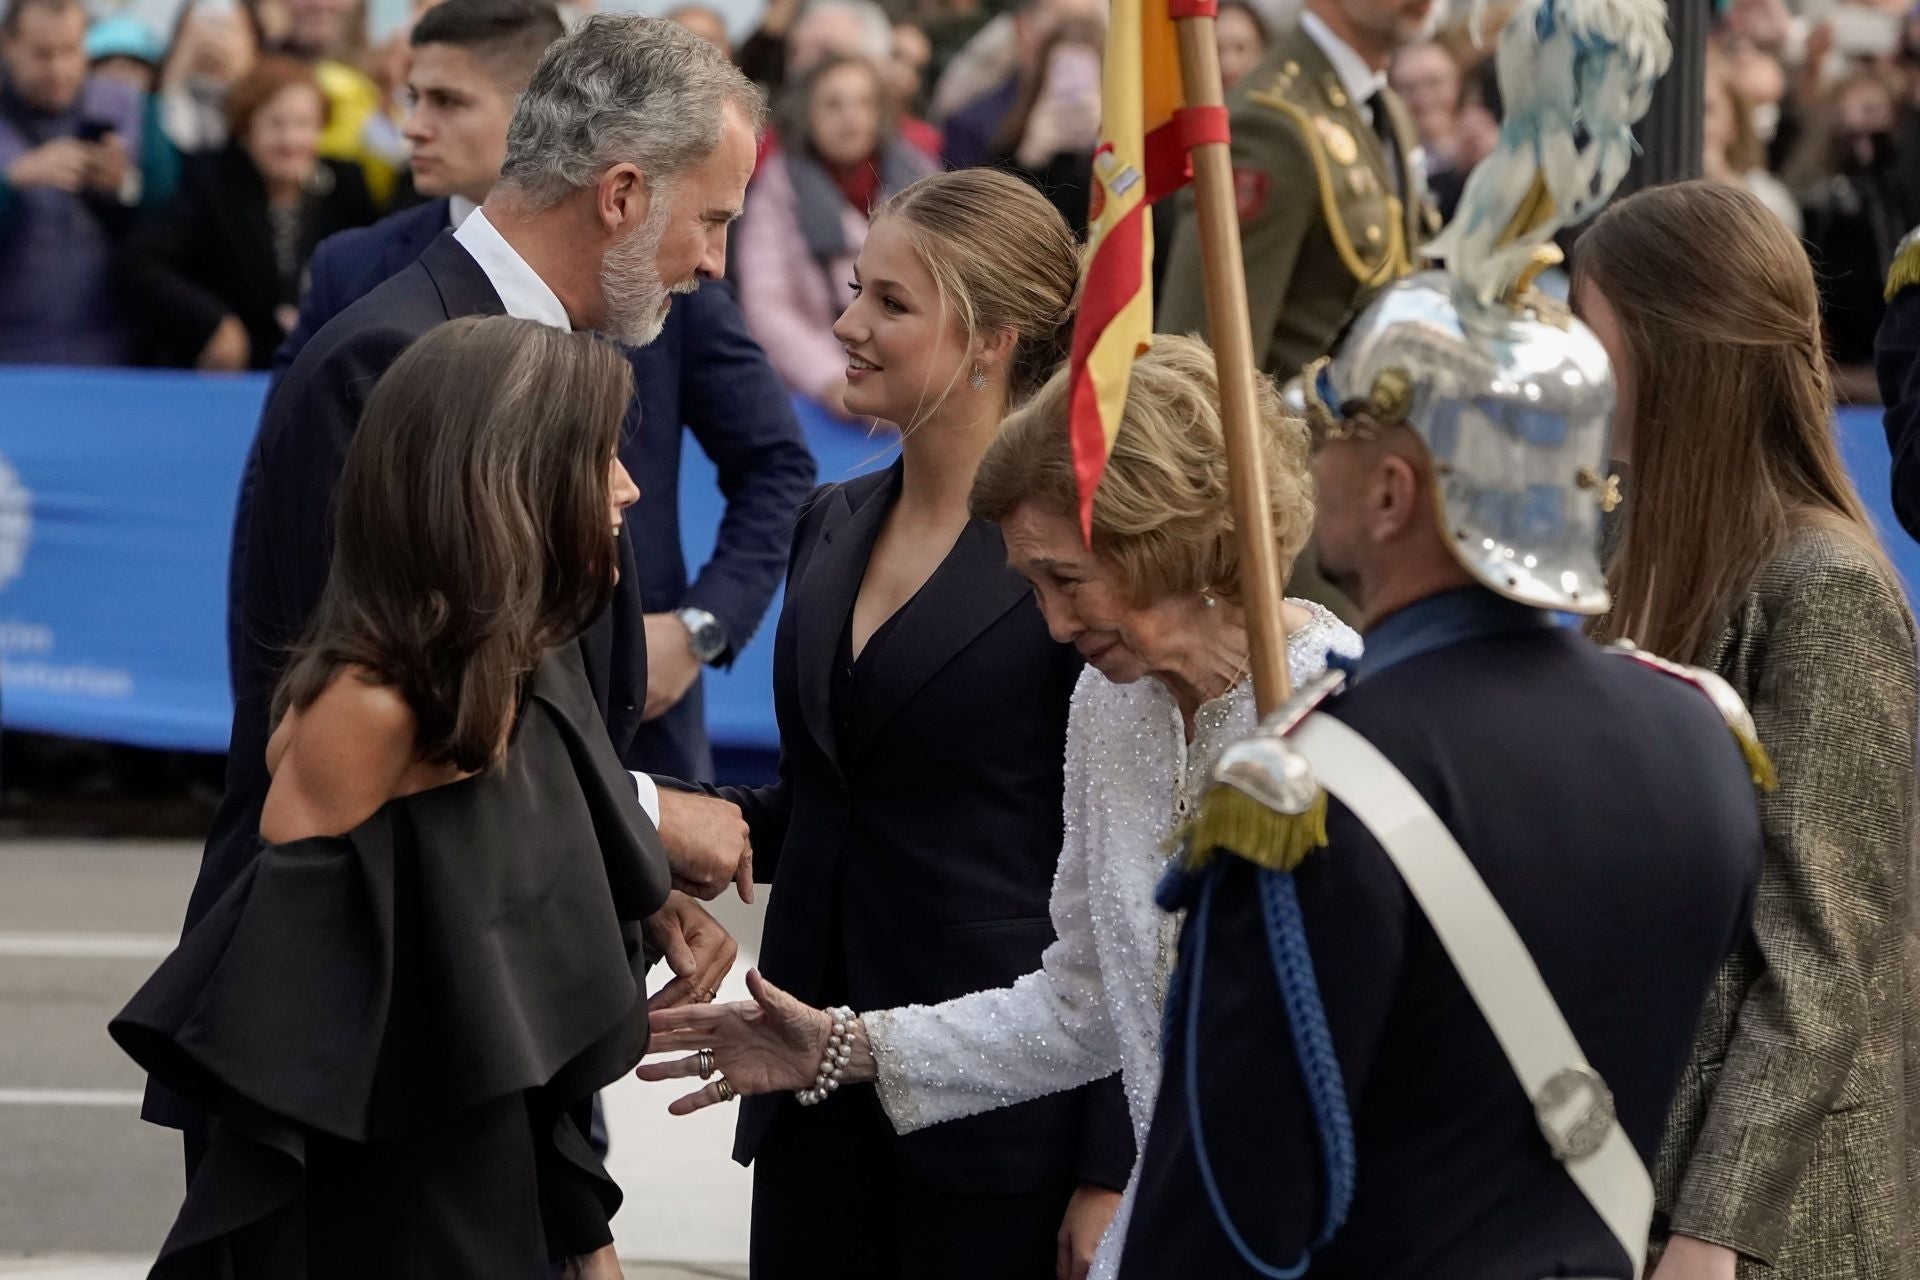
[[1171, 6, 1294, 717]]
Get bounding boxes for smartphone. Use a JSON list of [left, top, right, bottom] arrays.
[[75, 119, 115, 144], [1829, 4, 1901, 56]]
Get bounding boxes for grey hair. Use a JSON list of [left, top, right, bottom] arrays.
[[791, 0, 891, 64], [499, 13, 765, 208]]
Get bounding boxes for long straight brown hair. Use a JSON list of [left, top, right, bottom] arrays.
[[275, 316, 633, 771], [1577, 180, 1891, 664]]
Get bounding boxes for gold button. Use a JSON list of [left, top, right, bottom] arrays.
[[1329, 87, 1347, 107], [1284, 60, 1299, 76], [1365, 224, 1382, 244]]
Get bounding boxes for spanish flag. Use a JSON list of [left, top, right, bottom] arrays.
[[1067, 0, 1196, 540]]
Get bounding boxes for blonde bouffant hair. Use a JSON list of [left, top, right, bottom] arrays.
[[970, 333, 1315, 606]]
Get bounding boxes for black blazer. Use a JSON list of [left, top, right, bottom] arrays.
[[122, 146, 377, 369], [143, 234, 660, 1138], [275, 202, 818, 780], [721, 465, 1136, 1196]]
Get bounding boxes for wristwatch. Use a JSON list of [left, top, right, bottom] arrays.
[[674, 606, 729, 664]]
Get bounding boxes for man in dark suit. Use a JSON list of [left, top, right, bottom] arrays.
[[275, 0, 815, 780], [1120, 274, 1763, 1279], [157, 18, 766, 1165], [1877, 224, 1920, 543]]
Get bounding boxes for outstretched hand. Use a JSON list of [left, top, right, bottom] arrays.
[[643, 891, 738, 1011], [638, 969, 844, 1114]]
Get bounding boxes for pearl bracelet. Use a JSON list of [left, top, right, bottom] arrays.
[[796, 1006, 855, 1106]]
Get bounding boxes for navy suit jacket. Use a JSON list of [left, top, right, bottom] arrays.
[[1877, 277, 1920, 544], [275, 201, 817, 778]]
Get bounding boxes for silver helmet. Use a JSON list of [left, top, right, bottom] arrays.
[[1301, 269, 1619, 616]]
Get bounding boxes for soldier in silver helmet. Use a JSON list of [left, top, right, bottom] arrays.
[[1116, 3, 1775, 1269], [1115, 259, 1769, 1280]]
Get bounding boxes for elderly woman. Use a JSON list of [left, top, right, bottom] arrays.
[[643, 333, 1361, 1280]]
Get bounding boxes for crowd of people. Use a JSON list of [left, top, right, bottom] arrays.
[[10, 0, 1920, 395], [0, 0, 1914, 1275]]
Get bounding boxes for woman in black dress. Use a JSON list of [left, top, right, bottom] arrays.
[[711, 168, 1136, 1280], [112, 316, 673, 1279]]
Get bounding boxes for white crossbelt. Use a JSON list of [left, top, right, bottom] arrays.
[[1290, 712, 1653, 1278]]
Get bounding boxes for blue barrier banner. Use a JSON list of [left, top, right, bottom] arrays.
[[0, 368, 891, 753], [0, 366, 1910, 753]]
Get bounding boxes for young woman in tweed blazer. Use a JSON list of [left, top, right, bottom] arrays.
[[1574, 181, 1919, 1280]]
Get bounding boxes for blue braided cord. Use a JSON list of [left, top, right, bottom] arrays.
[[1180, 871, 1313, 1279], [1257, 869, 1356, 1245]]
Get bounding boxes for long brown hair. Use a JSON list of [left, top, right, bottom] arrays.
[[275, 316, 633, 771], [1577, 180, 1889, 663]]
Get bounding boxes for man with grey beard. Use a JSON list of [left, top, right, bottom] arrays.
[[154, 17, 767, 1225]]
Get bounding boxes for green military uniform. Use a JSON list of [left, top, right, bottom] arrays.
[[1158, 19, 1432, 620]]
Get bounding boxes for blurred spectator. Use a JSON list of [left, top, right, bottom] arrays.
[[268, 0, 399, 205], [155, 0, 260, 152], [1390, 39, 1458, 173], [885, 16, 930, 114], [122, 54, 375, 370], [738, 0, 885, 95], [735, 51, 937, 413], [1216, 0, 1267, 91], [989, 13, 1100, 233], [666, 2, 732, 58], [1428, 52, 1498, 220], [1704, 52, 1800, 232], [936, 0, 1099, 165], [1792, 67, 1917, 399], [0, 0, 172, 364], [86, 16, 182, 199]]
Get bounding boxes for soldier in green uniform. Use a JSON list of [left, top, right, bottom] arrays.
[[1158, 0, 1437, 619]]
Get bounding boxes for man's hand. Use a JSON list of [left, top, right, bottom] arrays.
[[656, 786, 752, 902], [7, 139, 91, 192], [642, 611, 703, 721], [1056, 1184, 1123, 1280], [644, 890, 739, 1011], [198, 315, 250, 371], [1649, 1236, 1739, 1280], [83, 132, 130, 197]]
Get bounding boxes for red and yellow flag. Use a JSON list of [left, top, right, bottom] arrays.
[[1067, 0, 1194, 541]]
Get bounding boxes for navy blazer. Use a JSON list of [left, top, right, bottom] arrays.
[[1120, 624, 1761, 1280], [719, 466, 1137, 1198], [276, 201, 817, 779], [1877, 277, 1920, 544]]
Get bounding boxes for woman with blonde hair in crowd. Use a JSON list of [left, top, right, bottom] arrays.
[[644, 326, 1358, 1280], [1574, 179, 1919, 1280]]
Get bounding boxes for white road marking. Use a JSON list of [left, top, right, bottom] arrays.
[[0, 1089, 144, 1107], [0, 933, 173, 959]]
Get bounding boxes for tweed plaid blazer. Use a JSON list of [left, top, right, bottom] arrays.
[[1652, 525, 1920, 1278]]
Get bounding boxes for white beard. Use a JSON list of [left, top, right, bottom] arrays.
[[599, 196, 696, 348]]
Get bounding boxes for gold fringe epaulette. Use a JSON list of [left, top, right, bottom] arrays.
[[1887, 226, 1920, 302], [1176, 669, 1347, 874], [1607, 642, 1777, 791]]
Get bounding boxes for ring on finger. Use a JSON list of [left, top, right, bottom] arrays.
[[696, 1048, 715, 1080], [715, 1076, 737, 1103]]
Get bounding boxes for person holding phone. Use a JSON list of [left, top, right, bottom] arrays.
[[0, 0, 172, 364], [988, 15, 1102, 234]]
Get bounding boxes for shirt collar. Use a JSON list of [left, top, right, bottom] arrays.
[[1354, 585, 1557, 682], [1300, 11, 1388, 115], [448, 194, 478, 228], [452, 206, 571, 331]]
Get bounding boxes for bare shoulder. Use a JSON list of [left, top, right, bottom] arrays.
[[262, 666, 420, 844]]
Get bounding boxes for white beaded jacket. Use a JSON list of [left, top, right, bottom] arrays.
[[864, 602, 1361, 1277]]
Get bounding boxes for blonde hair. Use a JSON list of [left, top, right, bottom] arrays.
[[874, 168, 1079, 405], [971, 333, 1315, 606], [1578, 181, 1892, 663]]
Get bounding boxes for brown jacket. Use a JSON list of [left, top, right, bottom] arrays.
[[1653, 525, 1920, 1277]]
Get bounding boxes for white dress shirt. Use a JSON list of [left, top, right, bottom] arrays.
[[449, 206, 663, 828], [1300, 10, 1389, 125], [448, 194, 479, 229]]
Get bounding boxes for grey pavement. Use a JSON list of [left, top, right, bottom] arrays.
[[0, 840, 759, 1276]]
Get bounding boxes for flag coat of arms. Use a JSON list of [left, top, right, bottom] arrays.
[[1067, 0, 1194, 539]]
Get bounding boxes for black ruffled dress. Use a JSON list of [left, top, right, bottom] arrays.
[[110, 646, 671, 1278]]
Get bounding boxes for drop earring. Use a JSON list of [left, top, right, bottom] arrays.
[[968, 363, 987, 391], [1201, 590, 1218, 608]]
